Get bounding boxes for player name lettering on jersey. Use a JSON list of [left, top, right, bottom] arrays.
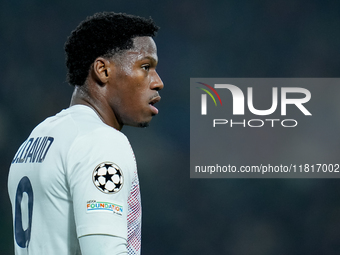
[[12, 136, 54, 164]]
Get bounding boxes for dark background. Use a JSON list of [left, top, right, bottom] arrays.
[[1, 0, 340, 254]]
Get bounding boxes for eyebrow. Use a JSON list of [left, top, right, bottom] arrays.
[[125, 51, 158, 64], [140, 56, 158, 65]]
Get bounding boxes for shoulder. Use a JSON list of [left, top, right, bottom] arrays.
[[30, 105, 135, 170], [65, 107, 136, 176], [69, 127, 133, 164], [39, 104, 128, 142], [66, 105, 132, 150]]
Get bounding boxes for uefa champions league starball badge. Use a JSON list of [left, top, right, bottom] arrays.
[[92, 162, 124, 193]]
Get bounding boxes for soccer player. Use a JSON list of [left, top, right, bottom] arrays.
[[8, 12, 163, 255]]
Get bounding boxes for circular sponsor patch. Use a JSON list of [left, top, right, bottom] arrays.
[[92, 162, 124, 194]]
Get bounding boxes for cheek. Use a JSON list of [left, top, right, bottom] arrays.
[[129, 91, 145, 108]]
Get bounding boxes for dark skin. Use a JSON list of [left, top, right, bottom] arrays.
[[70, 36, 164, 130]]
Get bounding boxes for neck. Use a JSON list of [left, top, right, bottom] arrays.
[[70, 85, 123, 130]]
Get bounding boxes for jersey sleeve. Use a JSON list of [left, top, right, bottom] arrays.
[[79, 234, 128, 255], [66, 128, 136, 240]]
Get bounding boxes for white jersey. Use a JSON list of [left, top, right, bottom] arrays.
[[8, 105, 142, 255]]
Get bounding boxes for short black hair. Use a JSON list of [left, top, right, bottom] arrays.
[[64, 12, 159, 86]]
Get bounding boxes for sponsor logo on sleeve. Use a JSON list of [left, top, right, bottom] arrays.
[[86, 200, 123, 216]]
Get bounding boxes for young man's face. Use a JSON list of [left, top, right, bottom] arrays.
[[107, 36, 164, 128]]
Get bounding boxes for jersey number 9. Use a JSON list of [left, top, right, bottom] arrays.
[[14, 176, 34, 248]]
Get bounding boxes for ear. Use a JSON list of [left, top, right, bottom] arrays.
[[91, 57, 113, 85]]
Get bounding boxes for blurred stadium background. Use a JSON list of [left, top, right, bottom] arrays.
[[1, 0, 340, 254]]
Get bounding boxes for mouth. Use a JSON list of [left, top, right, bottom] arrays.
[[149, 95, 161, 115]]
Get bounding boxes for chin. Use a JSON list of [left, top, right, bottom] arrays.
[[138, 122, 150, 128], [125, 119, 151, 128], [124, 115, 153, 128], [136, 115, 153, 128]]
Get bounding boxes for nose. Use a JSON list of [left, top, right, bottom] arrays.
[[151, 71, 164, 91]]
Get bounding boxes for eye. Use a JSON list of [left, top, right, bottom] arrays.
[[142, 64, 150, 71]]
